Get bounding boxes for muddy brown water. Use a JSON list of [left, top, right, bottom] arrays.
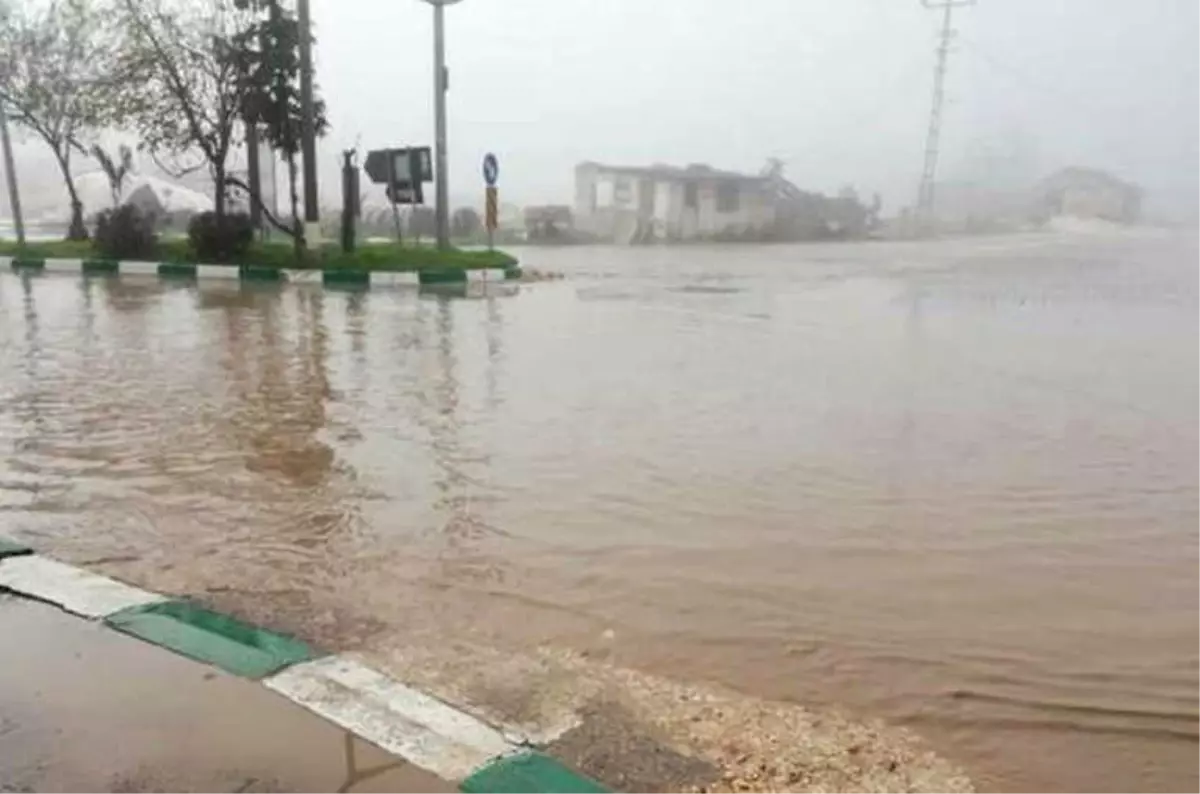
[[0, 595, 451, 793], [0, 230, 1196, 792]]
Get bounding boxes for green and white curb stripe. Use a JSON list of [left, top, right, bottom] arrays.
[[0, 543, 604, 792], [3, 256, 518, 287], [0, 537, 33, 558], [265, 657, 512, 781], [0, 554, 166, 618]]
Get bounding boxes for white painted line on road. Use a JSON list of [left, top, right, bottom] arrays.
[[264, 655, 514, 782], [0, 555, 166, 619]]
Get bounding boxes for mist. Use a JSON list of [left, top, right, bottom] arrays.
[[3, 0, 1197, 222], [308, 0, 1197, 219]]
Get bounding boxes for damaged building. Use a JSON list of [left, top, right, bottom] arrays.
[[573, 160, 878, 244]]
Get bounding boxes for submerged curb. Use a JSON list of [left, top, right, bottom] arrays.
[[0, 540, 606, 793], [3, 256, 519, 287]]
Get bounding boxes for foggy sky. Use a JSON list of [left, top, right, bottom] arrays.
[[308, 0, 1197, 216], [7, 0, 1200, 219]]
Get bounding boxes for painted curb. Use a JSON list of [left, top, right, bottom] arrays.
[[2, 256, 513, 289], [82, 258, 120, 275], [0, 548, 608, 792], [9, 256, 45, 271], [105, 600, 316, 679], [265, 656, 513, 782], [0, 537, 34, 559], [0, 554, 166, 618], [462, 752, 608, 793]]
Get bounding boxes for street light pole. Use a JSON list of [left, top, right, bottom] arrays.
[[0, 99, 25, 246], [423, 0, 461, 251]]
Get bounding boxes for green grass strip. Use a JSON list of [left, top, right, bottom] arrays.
[[0, 537, 33, 560], [459, 752, 608, 793], [1, 238, 517, 272], [10, 257, 45, 271], [82, 258, 119, 275], [104, 600, 316, 679], [157, 262, 198, 279]]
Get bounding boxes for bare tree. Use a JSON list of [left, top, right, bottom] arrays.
[[0, 0, 120, 239], [91, 142, 134, 206], [117, 0, 325, 242], [117, 0, 261, 223]]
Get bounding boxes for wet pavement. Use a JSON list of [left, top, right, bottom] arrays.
[[0, 594, 452, 793]]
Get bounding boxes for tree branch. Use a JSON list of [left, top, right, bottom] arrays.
[[150, 150, 207, 180], [225, 174, 297, 238]]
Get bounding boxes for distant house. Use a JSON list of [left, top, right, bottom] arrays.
[[523, 205, 574, 241], [574, 161, 776, 242], [1035, 167, 1142, 224]]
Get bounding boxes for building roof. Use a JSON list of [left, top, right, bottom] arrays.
[[1037, 167, 1141, 197], [576, 160, 768, 185]]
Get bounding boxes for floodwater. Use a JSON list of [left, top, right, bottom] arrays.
[[0, 595, 451, 792], [0, 229, 1196, 792]]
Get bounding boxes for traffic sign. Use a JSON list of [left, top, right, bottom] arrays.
[[364, 147, 433, 185], [387, 183, 424, 205], [482, 152, 499, 187]]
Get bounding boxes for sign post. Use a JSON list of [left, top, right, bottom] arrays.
[[365, 146, 434, 245], [482, 152, 499, 250]]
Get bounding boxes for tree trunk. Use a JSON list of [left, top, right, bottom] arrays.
[[245, 120, 262, 236], [55, 149, 87, 241], [287, 151, 301, 261], [213, 164, 226, 222]]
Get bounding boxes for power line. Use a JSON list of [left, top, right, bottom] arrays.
[[916, 0, 975, 227]]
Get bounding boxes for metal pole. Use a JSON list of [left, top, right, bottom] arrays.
[[0, 99, 26, 246], [432, 0, 450, 250], [297, 0, 319, 244]]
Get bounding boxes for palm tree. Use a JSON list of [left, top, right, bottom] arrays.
[[91, 143, 134, 207]]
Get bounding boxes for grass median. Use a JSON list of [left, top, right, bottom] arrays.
[[0, 238, 518, 272]]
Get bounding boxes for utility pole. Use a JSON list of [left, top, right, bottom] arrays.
[[422, 0, 462, 251], [297, 0, 319, 246], [915, 0, 974, 232], [0, 99, 25, 246]]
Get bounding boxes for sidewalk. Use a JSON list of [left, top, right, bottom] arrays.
[[0, 594, 452, 793]]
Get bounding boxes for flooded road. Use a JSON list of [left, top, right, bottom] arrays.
[[1, 229, 1196, 791]]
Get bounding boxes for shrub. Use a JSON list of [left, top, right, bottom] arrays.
[[187, 211, 254, 262], [93, 204, 158, 260]]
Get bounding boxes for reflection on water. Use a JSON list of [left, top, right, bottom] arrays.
[[1, 230, 1197, 792]]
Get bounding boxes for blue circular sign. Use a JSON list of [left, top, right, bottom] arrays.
[[482, 152, 499, 186]]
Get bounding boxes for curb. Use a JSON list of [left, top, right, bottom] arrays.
[[3, 256, 517, 288], [0, 540, 606, 793]]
